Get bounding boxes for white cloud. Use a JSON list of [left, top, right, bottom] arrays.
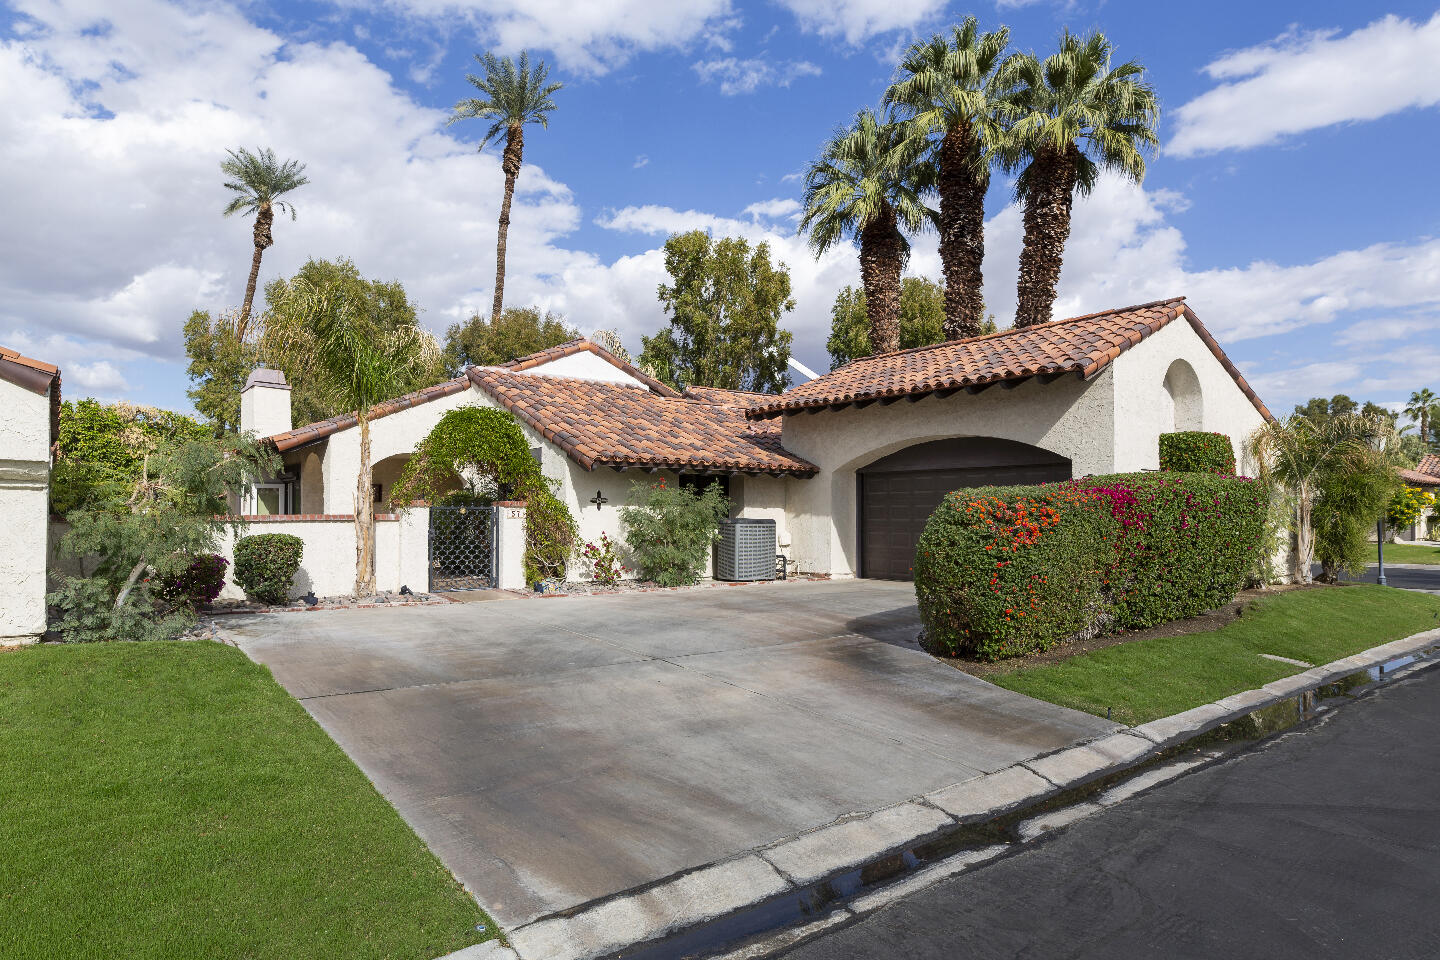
[[742, 197, 802, 221], [632, 154, 649, 168], [335, 0, 738, 74], [1169, 13, 1440, 156], [1336, 315, 1439, 345], [773, 0, 947, 45], [692, 56, 821, 95], [1243, 361, 1366, 404]]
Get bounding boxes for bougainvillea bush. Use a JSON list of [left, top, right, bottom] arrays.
[[158, 553, 229, 608], [1158, 431, 1236, 474], [914, 472, 1267, 661]]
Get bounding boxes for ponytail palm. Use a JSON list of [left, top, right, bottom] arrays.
[[1001, 30, 1158, 327], [449, 51, 562, 322], [886, 17, 1010, 340], [270, 277, 441, 595], [799, 109, 934, 355]]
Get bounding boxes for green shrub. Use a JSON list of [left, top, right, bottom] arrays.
[[1159, 431, 1236, 473], [47, 577, 196, 643], [233, 534, 304, 604], [576, 533, 627, 586], [914, 472, 1268, 660], [158, 553, 229, 608], [619, 478, 729, 586], [914, 484, 1120, 661], [1089, 472, 1268, 627]]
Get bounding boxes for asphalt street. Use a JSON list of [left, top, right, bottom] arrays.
[[782, 665, 1440, 960], [1344, 563, 1440, 592]]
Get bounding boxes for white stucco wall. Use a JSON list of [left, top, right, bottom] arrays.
[[777, 371, 1116, 577], [1109, 317, 1269, 475], [522, 351, 649, 387], [0, 378, 53, 639], [216, 509, 429, 600]]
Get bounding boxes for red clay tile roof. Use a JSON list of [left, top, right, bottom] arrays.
[[1400, 468, 1440, 487], [746, 298, 1272, 422], [682, 385, 779, 406], [1414, 454, 1440, 479], [501, 338, 681, 397], [268, 376, 472, 452], [467, 367, 816, 476]]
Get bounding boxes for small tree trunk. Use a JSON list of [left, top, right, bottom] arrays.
[[240, 202, 274, 341], [492, 123, 524, 322], [355, 412, 377, 597], [859, 206, 904, 355], [1291, 495, 1314, 584], [937, 124, 988, 341], [1015, 146, 1079, 328]]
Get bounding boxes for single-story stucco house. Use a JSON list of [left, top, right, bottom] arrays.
[[1, 345, 61, 640], [1397, 453, 1440, 542], [240, 296, 1272, 582]]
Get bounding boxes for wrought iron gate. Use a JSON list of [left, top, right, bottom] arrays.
[[428, 504, 496, 591]]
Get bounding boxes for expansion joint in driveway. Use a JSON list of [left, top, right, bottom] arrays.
[[503, 631, 1440, 960]]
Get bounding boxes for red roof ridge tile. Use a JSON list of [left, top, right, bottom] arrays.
[[499, 337, 681, 398]]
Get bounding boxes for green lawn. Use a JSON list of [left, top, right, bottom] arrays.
[[0, 641, 492, 960], [990, 585, 1440, 727], [1378, 542, 1440, 564]]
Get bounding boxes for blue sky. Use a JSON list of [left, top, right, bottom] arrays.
[[2, 0, 1438, 421]]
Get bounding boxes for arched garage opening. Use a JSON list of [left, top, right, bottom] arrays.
[[857, 437, 1072, 580]]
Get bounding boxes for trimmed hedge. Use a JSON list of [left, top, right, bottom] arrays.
[[1158, 431, 1236, 474], [233, 534, 304, 605], [915, 472, 1267, 661]]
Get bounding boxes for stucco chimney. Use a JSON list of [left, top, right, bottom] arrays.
[[240, 369, 292, 438]]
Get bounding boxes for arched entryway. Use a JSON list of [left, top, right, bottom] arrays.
[[857, 437, 1072, 580]]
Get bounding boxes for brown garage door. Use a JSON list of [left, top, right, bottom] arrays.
[[859, 438, 1071, 580]]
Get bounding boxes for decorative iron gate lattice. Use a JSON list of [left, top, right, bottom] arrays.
[[428, 504, 496, 591]]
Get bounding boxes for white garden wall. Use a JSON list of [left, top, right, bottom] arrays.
[[215, 509, 431, 600], [0, 376, 54, 639]]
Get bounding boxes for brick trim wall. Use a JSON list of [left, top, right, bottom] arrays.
[[231, 513, 401, 522]]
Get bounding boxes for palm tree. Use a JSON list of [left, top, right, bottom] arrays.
[[449, 51, 562, 322], [221, 147, 309, 338], [1406, 388, 1436, 446], [272, 277, 441, 595], [799, 109, 934, 355], [885, 17, 1011, 341], [1001, 30, 1159, 327], [1248, 412, 1397, 584]]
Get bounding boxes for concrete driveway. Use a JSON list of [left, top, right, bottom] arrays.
[[223, 580, 1115, 932]]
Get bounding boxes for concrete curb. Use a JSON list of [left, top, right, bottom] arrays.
[[500, 626, 1440, 960]]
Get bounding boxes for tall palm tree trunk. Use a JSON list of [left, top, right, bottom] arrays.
[[240, 202, 274, 339], [859, 207, 905, 354], [1015, 147, 1079, 328], [1291, 493, 1313, 584], [492, 122, 524, 321], [938, 125, 987, 340], [355, 411, 376, 596]]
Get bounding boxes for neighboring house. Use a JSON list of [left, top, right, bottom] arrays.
[[242, 296, 1271, 582], [0, 346, 60, 640], [1398, 453, 1440, 542]]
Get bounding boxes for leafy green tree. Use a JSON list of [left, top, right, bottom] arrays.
[[619, 478, 730, 586], [799, 109, 934, 354], [1248, 412, 1400, 583], [184, 308, 257, 434], [267, 274, 444, 595], [261, 258, 445, 426], [48, 432, 278, 641], [826, 277, 997, 369], [442, 306, 578, 370], [449, 51, 562, 321], [1001, 30, 1159, 327], [886, 17, 1011, 340], [640, 231, 795, 393], [220, 147, 309, 336], [52, 399, 211, 513]]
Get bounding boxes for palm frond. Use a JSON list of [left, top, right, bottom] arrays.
[[448, 49, 563, 147], [219, 146, 309, 217]]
